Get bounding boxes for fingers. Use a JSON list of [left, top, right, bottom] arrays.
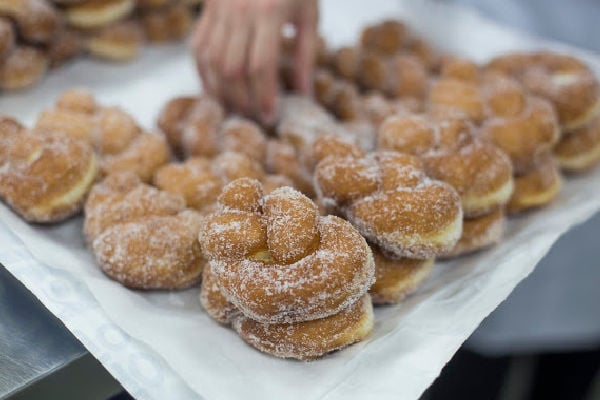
[[203, 1, 229, 99], [249, 5, 283, 125], [191, 0, 216, 94], [293, 0, 318, 95], [221, 0, 252, 114]]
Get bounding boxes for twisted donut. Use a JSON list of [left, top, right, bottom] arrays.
[[314, 144, 463, 259], [378, 113, 514, 218], [487, 51, 600, 131], [0, 127, 98, 222], [85, 172, 205, 289], [201, 178, 375, 324]]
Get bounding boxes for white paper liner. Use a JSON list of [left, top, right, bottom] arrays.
[[1, 1, 600, 399]]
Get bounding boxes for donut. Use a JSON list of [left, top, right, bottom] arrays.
[[84, 171, 185, 243], [0, 18, 15, 60], [314, 146, 463, 259], [331, 46, 360, 81], [406, 37, 440, 72], [480, 77, 561, 174], [199, 263, 240, 324], [93, 209, 206, 289], [0, 130, 98, 223], [0, 0, 60, 44], [179, 96, 225, 158], [157, 95, 197, 157], [359, 52, 388, 92], [487, 51, 600, 130], [369, 249, 434, 305], [140, 2, 193, 43], [360, 20, 408, 56], [219, 117, 267, 162], [153, 158, 222, 213], [428, 78, 485, 123], [439, 56, 479, 82], [554, 114, 600, 172], [507, 153, 562, 214], [441, 208, 505, 258], [0, 46, 48, 90], [388, 54, 427, 99], [93, 106, 142, 154], [378, 114, 514, 218], [86, 20, 144, 61], [85, 172, 204, 289], [233, 294, 374, 360], [47, 28, 84, 67], [200, 178, 375, 323], [55, 88, 98, 114], [264, 139, 314, 197], [0, 116, 25, 163], [101, 132, 170, 182], [65, 0, 135, 29]]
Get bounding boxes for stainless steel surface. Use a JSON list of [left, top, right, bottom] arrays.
[[0, 266, 85, 399]]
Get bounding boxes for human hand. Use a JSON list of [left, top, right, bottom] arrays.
[[191, 0, 318, 125]]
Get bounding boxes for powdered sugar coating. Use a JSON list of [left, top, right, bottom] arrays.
[[201, 179, 375, 323], [314, 151, 463, 259], [233, 294, 374, 360]]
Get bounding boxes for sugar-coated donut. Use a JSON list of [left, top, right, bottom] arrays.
[[219, 117, 267, 162], [86, 20, 144, 61], [369, 249, 434, 305], [429, 78, 485, 123], [0, 46, 48, 90], [233, 294, 374, 360], [140, 2, 193, 43], [85, 173, 204, 289], [265, 139, 315, 197], [201, 178, 375, 324], [507, 153, 562, 214], [554, 115, 600, 172], [360, 20, 408, 56], [101, 132, 170, 182], [314, 146, 463, 259], [481, 91, 561, 175], [487, 51, 600, 130], [0, 0, 60, 44], [65, 0, 135, 29], [378, 114, 514, 218], [0, 130, 98, 223], [93, 210, 205, 289], [441, 208, 505, 258]]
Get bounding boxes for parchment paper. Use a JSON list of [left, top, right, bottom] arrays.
[[1, 1, 600, 399]]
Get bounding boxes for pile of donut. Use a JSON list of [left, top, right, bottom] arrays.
[[0, 0, 201, 92], [1, 18, 600, 361]]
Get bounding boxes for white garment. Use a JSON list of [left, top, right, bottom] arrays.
[[447, 0, 600, 354]]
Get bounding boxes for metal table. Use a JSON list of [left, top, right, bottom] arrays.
[[0, 266, 122, 400]]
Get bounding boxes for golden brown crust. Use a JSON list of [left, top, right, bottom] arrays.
[[233, 294, 374, 360], [201, 179, 375, 324], [0, 130, 98, 222]]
